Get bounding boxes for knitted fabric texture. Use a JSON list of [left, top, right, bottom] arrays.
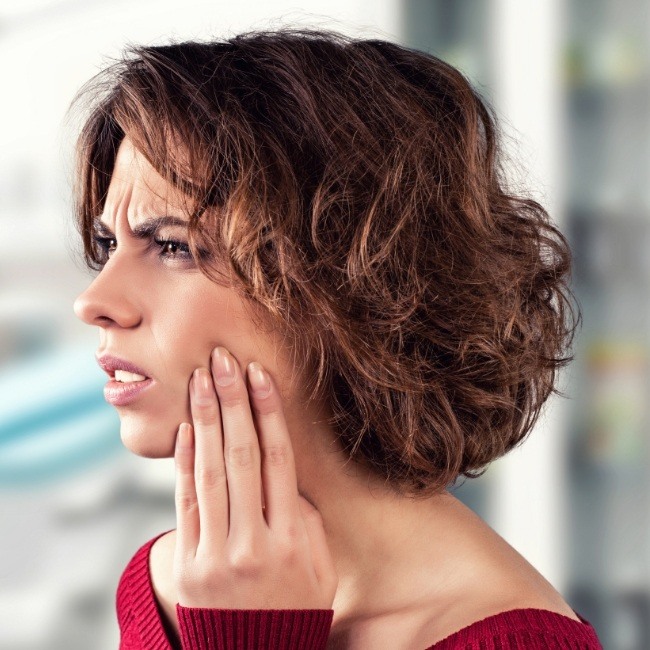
[[116, 530, 603, 649]]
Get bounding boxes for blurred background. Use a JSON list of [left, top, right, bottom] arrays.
[[0, 0, 647, 647]]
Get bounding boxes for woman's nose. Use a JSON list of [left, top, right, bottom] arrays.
[[73, 260, 142, 329]]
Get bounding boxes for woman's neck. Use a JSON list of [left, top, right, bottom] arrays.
[[291, 422, 471, 625]]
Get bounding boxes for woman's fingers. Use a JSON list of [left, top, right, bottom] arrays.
[[173, 345, 337, 609], [208, 347, 264, 542], [246, 361, 302, 531], [188, 366, 229, 551], [174, 423, 200, 559]]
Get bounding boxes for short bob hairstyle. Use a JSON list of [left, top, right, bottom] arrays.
[[70, 28, 579, 498]]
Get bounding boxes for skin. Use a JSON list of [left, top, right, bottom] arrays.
[[74, 137, 580, 650]]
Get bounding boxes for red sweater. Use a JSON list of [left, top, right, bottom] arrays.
[[116, 529, 603, 649]]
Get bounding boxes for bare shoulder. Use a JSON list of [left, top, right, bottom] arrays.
[[413, 588, 581, 650], [149, 528, 176, 603], [151, 527, 177, 561], [411, 524, 581, 649], [149, 529, 181, 644], [458, 499, 579, 620], [475, 531, 581, 622]]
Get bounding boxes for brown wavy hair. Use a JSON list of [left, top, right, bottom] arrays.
[[69, 28, 580, 498]]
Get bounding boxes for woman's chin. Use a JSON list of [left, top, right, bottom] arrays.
[[119, 419, 178, 458]]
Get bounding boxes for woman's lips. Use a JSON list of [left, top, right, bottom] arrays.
[[96, 353, 151, 378], [104, 378, 154, 406], [96, 352, 154, 405]]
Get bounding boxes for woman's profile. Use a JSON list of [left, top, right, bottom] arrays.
[[69, 28, 602, 649]]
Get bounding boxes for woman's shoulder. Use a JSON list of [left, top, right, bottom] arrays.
[[147, 529, 182, 645], [116, 529, 176, 647], [408, 553, 600, 649], [417, 606, 602, 649], [407, 510, 601, 648], [117, 529, 170, 603]]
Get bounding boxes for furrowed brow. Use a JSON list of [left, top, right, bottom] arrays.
[[92, 216, 189, 239], [92, 219, 114, 237]]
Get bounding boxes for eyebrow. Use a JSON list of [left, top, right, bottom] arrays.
[[93, 215, 188, 239]]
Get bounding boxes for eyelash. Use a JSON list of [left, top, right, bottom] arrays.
[[92, 236, 192, 263]]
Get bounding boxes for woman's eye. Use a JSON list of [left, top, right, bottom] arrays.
[[91, 235, 192, 263], [93, 236, 116, 260], [154, 238, 192, 260]]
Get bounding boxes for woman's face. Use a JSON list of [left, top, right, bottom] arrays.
[[73, 137, 302, 458]]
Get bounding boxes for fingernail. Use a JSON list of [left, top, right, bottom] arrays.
[[213, 347, 236, 386], [193, 368, 213, 401], [248, 361, 271, 398], [176, 423, 192, 449]]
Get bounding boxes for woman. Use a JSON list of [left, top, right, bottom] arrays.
[[70, 29, 602, 649]]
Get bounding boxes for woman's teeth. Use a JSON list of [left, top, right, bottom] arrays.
[[114, 370, 147, 383]]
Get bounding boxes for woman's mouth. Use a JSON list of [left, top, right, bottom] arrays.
[[96, 354, 154, 405], [104, 376, 154, 406]]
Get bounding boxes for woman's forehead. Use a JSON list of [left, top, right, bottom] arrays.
[[101, 137, 189, 229], [110, 137, 168, 195]]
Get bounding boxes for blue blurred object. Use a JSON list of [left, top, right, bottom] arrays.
[[0, 345, 121, 486]]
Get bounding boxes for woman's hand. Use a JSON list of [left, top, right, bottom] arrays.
[[172, 346, 338, 610]]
